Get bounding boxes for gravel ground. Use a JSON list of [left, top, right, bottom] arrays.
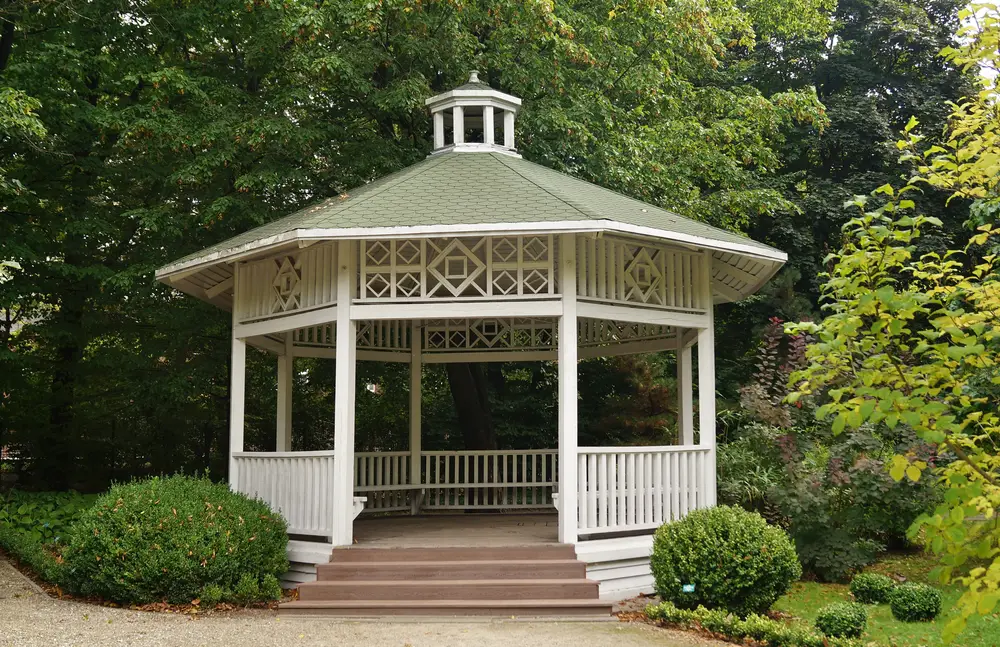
[[0, 557, 724, 647]]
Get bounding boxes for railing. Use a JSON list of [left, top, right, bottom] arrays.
[[577, 445, 710, 535], [355, 451, 411, 512], [422, 450, 557, 510], [233, 451, 335, 537]]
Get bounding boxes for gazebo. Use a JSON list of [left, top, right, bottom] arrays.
[[156, 73, 785, 614]]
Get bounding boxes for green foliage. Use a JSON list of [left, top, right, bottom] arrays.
[[260, 573, 282, 602], [645, 600, 861, 647], [771, 429, 940, 582], [0, 523, 64, 585], [0, 490, 95, 543], [850, 572, 895, 604], [61, 475, 288, 605], [650, 505, 801, 616], [198, 584, 224, 609], [233, 573, 260, 606], [889, 583, 943, 623], [814, 601, 867, 638], [717, 421, 785, 514]]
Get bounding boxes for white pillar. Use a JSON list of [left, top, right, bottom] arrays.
[[453, 106, 465, 145], [697, 252, 717, 507], [332, 240, 357, 545], [503, 110, 515, 148], [276, 334, 293, 452], [228, 336, 246, 488], [483, 106, 495, 145], [558, 233, 578, 544], [433, 111, 445, 149], [409, 320, 422, 493], [677, 338, 694, 446]]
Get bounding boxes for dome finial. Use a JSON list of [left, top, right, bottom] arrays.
[[468, 70, 480, 84]]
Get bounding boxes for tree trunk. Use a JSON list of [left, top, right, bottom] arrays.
[[446, 362, 496, 450]]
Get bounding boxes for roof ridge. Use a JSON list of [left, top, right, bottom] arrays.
[[490, 154, 600, 222]]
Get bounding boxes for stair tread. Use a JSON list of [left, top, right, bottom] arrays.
[[320, 559, 583, 567]]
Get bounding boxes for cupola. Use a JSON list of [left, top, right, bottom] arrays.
[[425, 71, 522, 155]]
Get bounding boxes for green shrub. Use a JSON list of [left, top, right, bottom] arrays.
[[650, 505, 802, 616], [815, 601, 867, 638], [198, 584, 225, 608], [645, 601, 861, 647], [260, 573, 282, 601], [234, 573, 260, 605], [889, 583, 942, 622], [850, 572, 895, 604], [0, 524, 64, 584], [62, 474, 288, 605]]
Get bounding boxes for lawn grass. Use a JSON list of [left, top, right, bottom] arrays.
[[774, 552, 1000, 647]]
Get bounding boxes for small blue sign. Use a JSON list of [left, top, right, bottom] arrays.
[[682, 584, 696, 593]]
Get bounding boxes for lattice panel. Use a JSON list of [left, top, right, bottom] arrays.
[[423, 318, 557, 352], [360, 236, 555, 301], [578, 319, 674, 348], [235, 243, 337, 322], [576, 236, 706, 311]]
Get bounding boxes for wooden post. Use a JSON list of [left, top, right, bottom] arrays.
[[228, 339, 247, 487], [503, 110, 515, 148], [433, 111, 445, 149], [483, 106, 495, 145], [332, 240, 358, 545], [453, 106, 465, 145], [558, 233, 578, 544], [697, 252, 717, 507], [409, 319, 422, 513], [677, 339, 694, 445], [276, 333, 293, 452]]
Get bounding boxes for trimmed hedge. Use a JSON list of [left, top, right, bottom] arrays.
[[650, 505, 802, 616], [61, 475, 288, 605], [815, 601, 867, 638], [889, 583, 942, 622], [646, 601, 862, 647], [849, 572, 895, 604], [0, 524, 64, 585]]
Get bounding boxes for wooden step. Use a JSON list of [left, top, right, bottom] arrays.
[[329, 544, 576, 562], [280, 598, 614, 618], [316, 559, 586, 581], [297, 578, 599, 602]]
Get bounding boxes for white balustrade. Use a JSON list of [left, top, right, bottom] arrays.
[[233, 451, 335, 537], [354, 451, 411, 511], [421, 449, 557, 510], [234, 445, 710, 535], [576, 446, 710, 534]]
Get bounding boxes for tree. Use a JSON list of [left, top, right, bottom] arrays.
[[787, 5, 1000, 636]]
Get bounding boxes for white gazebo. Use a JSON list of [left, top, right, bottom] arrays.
[[156, 73, 786, 608]]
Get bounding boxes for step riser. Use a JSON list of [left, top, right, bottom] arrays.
[[330, 546, 576, 562], [297, 581, 599, 602], [317, 562, 585, 581], [281, 605, 611, 618]]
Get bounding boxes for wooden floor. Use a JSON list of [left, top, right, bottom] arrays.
[[352, 513, 559, 548]]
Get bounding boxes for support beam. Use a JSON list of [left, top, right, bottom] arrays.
[[409, 320, 422, 501], [558, 233, 578, 544], [228, 336, 246, 488], [351, 299, 561, 321], [331, 240, 358, 545], [453, 106, 465, 144], [677, 336, 694, 446], [205, 276, 234, 299], [697, 253, 717, 507], [276, 333, 293, 452], [576, 301, 709, 329]]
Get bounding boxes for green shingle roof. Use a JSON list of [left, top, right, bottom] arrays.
[[158, 152, 783, 277]]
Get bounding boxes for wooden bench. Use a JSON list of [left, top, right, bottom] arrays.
[[354, 484, 426, 515]]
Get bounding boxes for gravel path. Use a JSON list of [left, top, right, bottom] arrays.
[[0, 557, 723, 647]]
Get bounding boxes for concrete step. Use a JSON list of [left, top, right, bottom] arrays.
[[316, 559, 586, 581], [280, 598, 614, 618], [296, 578, 599, 602], [329, 544, 576, 562]]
